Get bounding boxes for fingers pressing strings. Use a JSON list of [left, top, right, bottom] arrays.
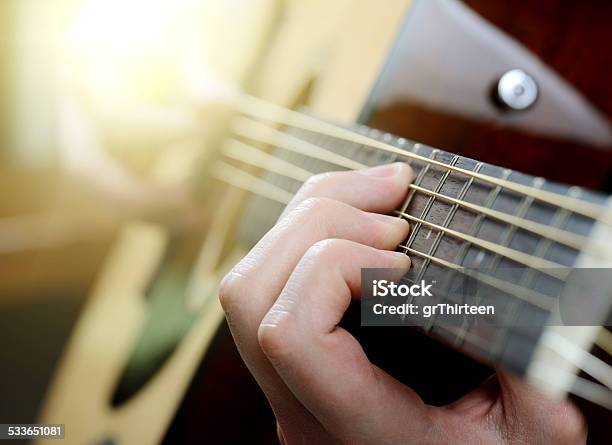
[[225, 123, 601, 258], [212, 156, 612, 409], [219, 166, 413, 442]]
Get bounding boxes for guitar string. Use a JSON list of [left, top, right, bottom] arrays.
[[210, 160, 612, 390], [211, 159, 559, 308], [399, 245, 553, 310], [212, 160, 294, 204], [395, 211, 567, 280], [220, 141, 569, 277], [529, 362, 612, 410], [542, 331, 612, 391], [221, 142, 568, 276], [234, 94, 612, 225], [223, 136, 598, 257], [232, 118, 606, 258]]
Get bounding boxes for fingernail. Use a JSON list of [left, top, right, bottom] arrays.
[[370, 212, 409, 228], [385, 250, 412, 266], [359, 162, 405, 177]]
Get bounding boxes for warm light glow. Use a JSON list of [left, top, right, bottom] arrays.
[[69, 0, 195, 56], [65, 0, 216, 104]]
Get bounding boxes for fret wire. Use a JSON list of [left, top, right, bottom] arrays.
[[488, 177, 543, 274], [484, 177, 545, 360], [377, 132, 401, 167], [395, 213, 568, 277], [445, 168, 512, 349], [400, 148, 440, 257], [520, 187, 580, 287], [490, 188, 580, 359], [232, 127, 596, 254], [411, 152, 452, 285], [453, 168, 511, 269], [404, 154, 460, 325], [393, 146, 436, 323], [423, 162, 484, 335], [384, 133, 401, 165], [416, 164, 458, 280], [235, 96, 610, 223], [374, 133, 402, 320], [410, 184, 588, 252], [396, 250, 555, 355], [401, 248, 554, 310]]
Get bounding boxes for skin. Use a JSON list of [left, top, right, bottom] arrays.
[[219, 162, 587, 444]]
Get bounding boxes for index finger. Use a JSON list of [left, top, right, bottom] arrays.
[[282, 162, 413, 216]]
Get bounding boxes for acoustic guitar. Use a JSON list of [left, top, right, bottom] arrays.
[[37, 0, 612, 443]]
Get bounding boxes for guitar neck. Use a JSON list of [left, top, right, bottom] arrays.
[[235, 116, 611, 376]]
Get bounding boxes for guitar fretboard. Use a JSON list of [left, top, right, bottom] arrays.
[[236, 119, 608, 375]]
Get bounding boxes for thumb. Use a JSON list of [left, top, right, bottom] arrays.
[[449, 372, 587, 444], [494, 372, 587, 444]]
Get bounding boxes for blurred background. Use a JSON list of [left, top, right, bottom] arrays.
[[0, 0, 277, 432], [0, 2, 371, 442]]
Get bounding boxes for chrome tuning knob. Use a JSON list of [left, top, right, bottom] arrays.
[[493, 69, 538, 111]]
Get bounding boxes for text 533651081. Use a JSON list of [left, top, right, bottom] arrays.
[[1, 424, 64, 440]]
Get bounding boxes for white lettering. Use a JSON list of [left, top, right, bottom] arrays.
[[370, 279, 435, 298]]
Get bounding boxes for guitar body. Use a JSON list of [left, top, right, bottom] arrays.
[[369, 0, 612, 190], [37, 0, 611, 443]]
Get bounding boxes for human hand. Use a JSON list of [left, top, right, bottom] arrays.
[[219, 163, 586, 444]]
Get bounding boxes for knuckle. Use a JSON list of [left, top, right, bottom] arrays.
[[301, 172, 334, 192], [257, 321, 290, 359], [218, 270, 244, 312], [257, 294, 297, 358], [294, 196, 336, 216], [305, 238, 348, 263]]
